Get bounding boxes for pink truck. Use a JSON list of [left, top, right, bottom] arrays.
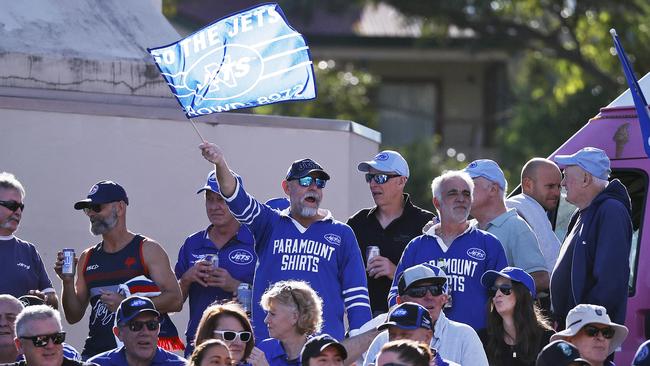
[[549, 72, 650, 364]]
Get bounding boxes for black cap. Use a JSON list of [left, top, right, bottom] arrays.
[[74, 180, 129, 210], [18, 295, 45, 307], [301, 334, 347, 365], [285, 159, 330, 181], [377, 302, 433, 332], [536, 340, 591, 366], [115, 296, 160, 325]]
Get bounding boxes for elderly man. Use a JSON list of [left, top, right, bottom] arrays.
[[88, 296, 185, 365], [389, 170, 507, 331], [506, 158, 563, 273], [8, 304, 96, 366], [464, 159, 550, 293], [54, 181, 182, 359], [348, 151, 435, 315], [200, 142, 371, 340], [366, 264, 487, 366], [0, 172, 57, 308], [301, 334, 347, 366], [551, 147, 632, 326], [0, 295, 23, 363], [175, 171, 256, 356]]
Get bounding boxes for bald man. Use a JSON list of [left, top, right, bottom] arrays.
[[506, 158, 562, 273]]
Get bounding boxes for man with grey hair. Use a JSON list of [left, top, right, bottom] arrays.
[[0, 295, 24, 363], [0, 172, 58, 308], [464, 159, 550, 294], [389, 170, 507, 331], [9, 304, 97, 365], [551, 147, 632, 327]]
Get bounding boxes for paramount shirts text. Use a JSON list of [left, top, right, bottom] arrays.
[[273, 238, 336, 272]]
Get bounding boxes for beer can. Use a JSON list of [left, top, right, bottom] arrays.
[[62, 248, 75, 276], [366, 246, 380, 266], [205, 254, 219, 269], [237, 283, 252, 313]]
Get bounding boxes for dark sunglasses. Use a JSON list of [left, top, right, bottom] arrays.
[[127, 320, 160, 332], [296, 176, 327, 188], [405, 284, 445, 298], [82, 203, 103, 214], [213, 330, 252, 342], [582, 325, 615, 339], [365, 173, 400, 184], [20, 332, 66, 347], [488, 284, 513, 297], [0, 200, 24, 212]]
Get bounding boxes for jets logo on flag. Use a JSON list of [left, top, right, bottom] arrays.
[[148, 3, 317, 118]]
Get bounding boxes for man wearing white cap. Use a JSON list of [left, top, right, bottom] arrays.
[[464, 159, 550, 294], [550, 304, 628, 366], [349, 151, 435, 315], [551, 147, 632, 327]]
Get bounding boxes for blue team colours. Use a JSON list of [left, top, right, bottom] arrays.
[[148, 3, 317, 118]]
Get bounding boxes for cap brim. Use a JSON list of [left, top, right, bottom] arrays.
[[480, 270, 502, 288], [295, 169, 330, 180], [74, 199, 92, 210], [553, 155, 577, 168], [119, 309, 160, 325], [320, 342, 347, 360], [377, 321, 420, 331], [196, 186, 219, 194]]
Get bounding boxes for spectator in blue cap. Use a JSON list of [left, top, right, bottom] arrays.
[[175, 170, 256, 356], [463, 159, 550, 296], [479, 267, 554, 366], [551, 147, 632, 328]]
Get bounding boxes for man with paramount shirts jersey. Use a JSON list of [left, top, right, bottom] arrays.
[[199, 141, 372, 341], [389, 170, 507, 331], [175, 171, 257, 356]]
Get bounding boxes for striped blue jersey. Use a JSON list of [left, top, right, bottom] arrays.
[[225, 178, 372, 340], [389, 225, 507, 330]]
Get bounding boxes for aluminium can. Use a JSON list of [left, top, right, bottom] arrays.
[[62, 248, 75, 275]]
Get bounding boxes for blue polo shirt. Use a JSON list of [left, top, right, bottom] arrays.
[[0, 235, 54, 297], [175, 225, 256, 355], [258, 339, 301, 366], [87, 346, 186, 365]]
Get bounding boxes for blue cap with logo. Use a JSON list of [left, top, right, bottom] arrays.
[[286, 158, 330, 181], [357, 150, 409, 178], [378, 302, 432, 331], [301, 334, 347, 365], [197, 170, 220, 194], [481, 266, 536, 299], [116, 296, 160, 325], [536, 340, 591, 366], [554, 147, 611, 180], [463, 159, 507, 191], [633, 340, 650, 366], [74, 180, 129, 210]]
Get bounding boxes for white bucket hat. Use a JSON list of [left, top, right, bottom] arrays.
[[551, 304, 628, 355]]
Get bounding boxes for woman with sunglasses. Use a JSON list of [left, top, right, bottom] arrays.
[[550, 304, 628, 366], [258, 280, 323, 366], [188, 339, 233, 366], [194, 302, 267, 366], [478, 267, 554, 366]]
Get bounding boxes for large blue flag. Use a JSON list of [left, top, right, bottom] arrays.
[[611, 29, 650, 157], [148, 3, 316, 118]]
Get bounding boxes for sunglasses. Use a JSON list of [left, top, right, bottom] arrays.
[[82, 203, 104, 214], [295, 176, 327, 188], [127, 320, 160, 332], [20, 332, 66, 347], [365, 173, 400, 184], [404, 284, 445, 298], [0, 200, 24, 212], [213, 330, 252, 343], [488, 284, 513, 297], [582, 325, 615, 339]]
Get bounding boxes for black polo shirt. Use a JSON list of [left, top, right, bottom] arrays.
[[347, 194, 435, 314]]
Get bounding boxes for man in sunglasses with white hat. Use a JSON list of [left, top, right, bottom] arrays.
[[550, 304, 628, 366], [88, 296, 185, 366], [348, 151, 435, 316], [0, 172, 58, 309], [199, 142, 371, 342]]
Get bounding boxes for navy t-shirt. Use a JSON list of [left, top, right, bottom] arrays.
[[0, 236, 54, 297]]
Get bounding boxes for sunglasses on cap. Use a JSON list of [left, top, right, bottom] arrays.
[[20, 332, 66, 347], [213, 330, 252, 343], [488, 284, 513, 297], [126, 320, 160, 332], [295, 176, 327, 189], [0, 200, 24, 212], [404, 284, 445, 298], [582, 325, 615, 339], [365, 173, 400, 184]]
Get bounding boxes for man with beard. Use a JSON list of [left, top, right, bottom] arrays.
[[54, 181, 182, 359], [389, 171, 507, 331], [0, 172, 58, 308], [199, 142, 371, 341]]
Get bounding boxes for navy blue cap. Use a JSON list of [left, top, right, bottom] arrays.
[[633, 340, 650, 366], [301, 334, 347, 365], [18, 295, 45, 307], [115, 296, 160, 325], [74, 180, 128, 210], [481, 266, 536, 299], [285, 158, 330, 181], [378, 302, 432, 331], [554, 147, 611, 180], [536, 340, 591, 366], [197, 170, 220, 194]]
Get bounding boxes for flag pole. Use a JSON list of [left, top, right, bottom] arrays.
[[188, 118, 207, 143]]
